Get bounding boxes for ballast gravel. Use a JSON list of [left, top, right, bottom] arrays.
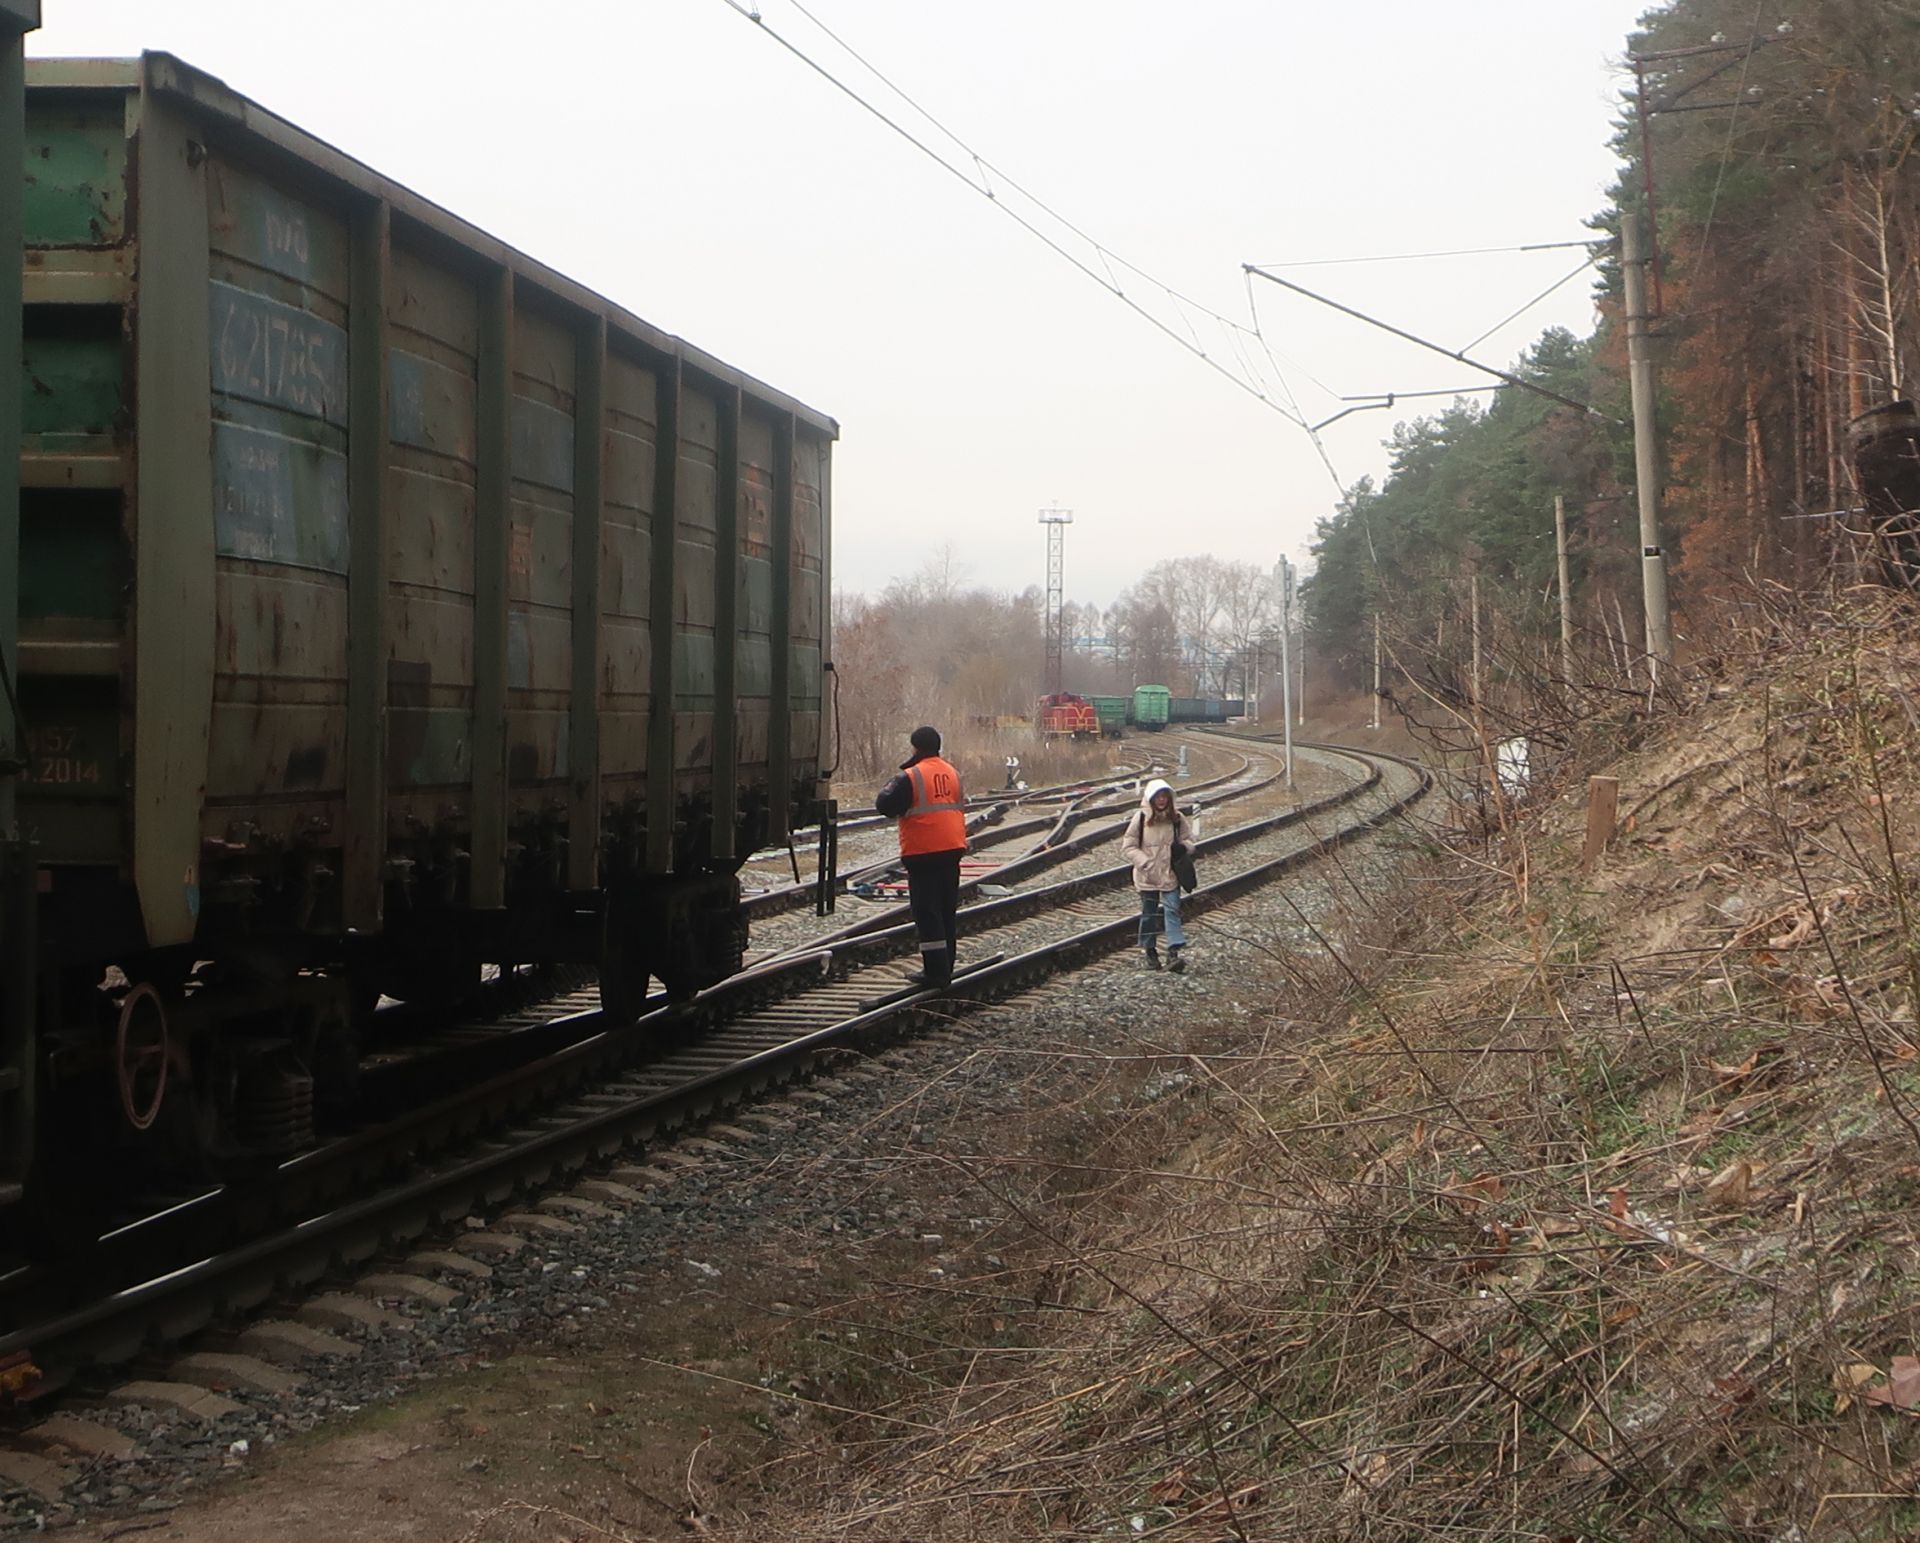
[[0, 793, 1423, 1534]]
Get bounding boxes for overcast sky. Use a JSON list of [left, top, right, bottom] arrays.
[[33, 0, 1653, 608]]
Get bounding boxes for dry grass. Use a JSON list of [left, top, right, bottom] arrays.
[[718, 589, 1920, 1540]]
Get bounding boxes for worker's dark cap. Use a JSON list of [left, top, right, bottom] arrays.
[[909, 725, 941, 755]]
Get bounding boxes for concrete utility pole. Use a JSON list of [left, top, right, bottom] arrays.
[[1621, 214, 1674, 674], [1370, 613, 1382, 732], [1276, 558, 1294, 788], [1554, 493, 1573, 686], [1296, 614, 1305, 728], [1038, 506, 1072, 695]]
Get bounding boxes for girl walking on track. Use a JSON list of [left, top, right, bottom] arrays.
[[1121, 778, 1196, 973]]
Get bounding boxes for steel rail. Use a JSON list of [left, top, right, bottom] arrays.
[[0, 739, 1287, 1319], [1, 743, 1422, 1386], [373, 744, 1237, 1101], [365, 740, 1291, 1139], [766, 744, 1272, 951], [750, 744, 1160, 854], [741, 739, 1220, 918], [820, 744, 1384, 969], [7, 744, 1428, 1382], [7, 735, 1293, 1312]]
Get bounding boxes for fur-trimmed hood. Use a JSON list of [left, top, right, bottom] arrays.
[[1138, 777, 1176, 815], [1123, 780, 1193, 892]]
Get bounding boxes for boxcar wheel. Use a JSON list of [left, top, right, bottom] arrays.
[[598, 895, 651, 1025], [599, 941, 650, 1024], [658, 889, 748, 1001], [657, 955, 701, 1003], [377, 953, 479, 1009]]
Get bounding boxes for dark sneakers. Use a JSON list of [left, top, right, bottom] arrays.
[[1167, 946, 1187, 975], [1143, 949, 1161, 971]]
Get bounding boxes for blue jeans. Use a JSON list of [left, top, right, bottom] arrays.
[[1138, 887, 1186, 950]]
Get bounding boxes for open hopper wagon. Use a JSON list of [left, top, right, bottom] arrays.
[[0, 53, 835, 1218]]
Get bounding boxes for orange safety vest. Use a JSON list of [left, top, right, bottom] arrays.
[[898, 755, 969, 856]]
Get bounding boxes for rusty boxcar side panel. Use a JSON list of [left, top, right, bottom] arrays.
[[17, 78, 131, 887], [672, 381, 720, 804], [385, 239, 479, 821], [203, 154, 352, 870], [597, 350, 657, 842], [736, 409, 775, 786], [791, 433, 828, 804], [505, 300, 574, 819]]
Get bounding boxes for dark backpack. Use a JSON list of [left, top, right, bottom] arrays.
[[1170, 836, 1198, 895]]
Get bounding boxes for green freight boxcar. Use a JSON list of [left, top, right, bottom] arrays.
[[0, 0, 40, 1219], [6, 54, 834, 1206], [1088, 695, 1128, 738], [1132, 684, 1171, 731]]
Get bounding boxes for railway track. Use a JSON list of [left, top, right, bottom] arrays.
[[738, 743, 1172, 918], [0, 739, 1265, 1345], [351, 735, 1258, 1095], [0, 735, 1425, 1504], [746, 732, 1277, 961], [319, 756, 1172, 1114], [335, 746, 1233, 1128], [75, 737, 1251, 1270]]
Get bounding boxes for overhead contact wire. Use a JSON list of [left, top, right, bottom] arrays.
[[785, 0, 1272, 343], [718, 0, 1307, 424], [1459, 253, 1600, 354], [1249, 238, 1595, 268], [1696, 0, 1771, 261]]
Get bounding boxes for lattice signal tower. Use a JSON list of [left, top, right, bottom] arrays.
[[1039, 506, 1073, 695]]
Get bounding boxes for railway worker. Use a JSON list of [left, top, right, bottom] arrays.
[[1121, 777, 1196, 973], [876, 725, 969, 988]]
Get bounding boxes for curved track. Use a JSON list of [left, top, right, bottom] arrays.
[[738, 738, 1220, 918], [0, 734, 1426, 1410]]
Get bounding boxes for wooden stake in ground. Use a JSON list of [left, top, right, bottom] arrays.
[[1582, 775, 1620, 872]]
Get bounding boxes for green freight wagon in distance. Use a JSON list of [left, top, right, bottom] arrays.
[[1132, 684, 1171, 731], [7, 53, 835, 1219], [1088, 694, 1129, 738]]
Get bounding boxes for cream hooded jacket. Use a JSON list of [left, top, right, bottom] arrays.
[[1120, 778, 1195, 893]]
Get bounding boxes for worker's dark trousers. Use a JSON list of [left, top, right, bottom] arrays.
[[903, 849, 963, 986]]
